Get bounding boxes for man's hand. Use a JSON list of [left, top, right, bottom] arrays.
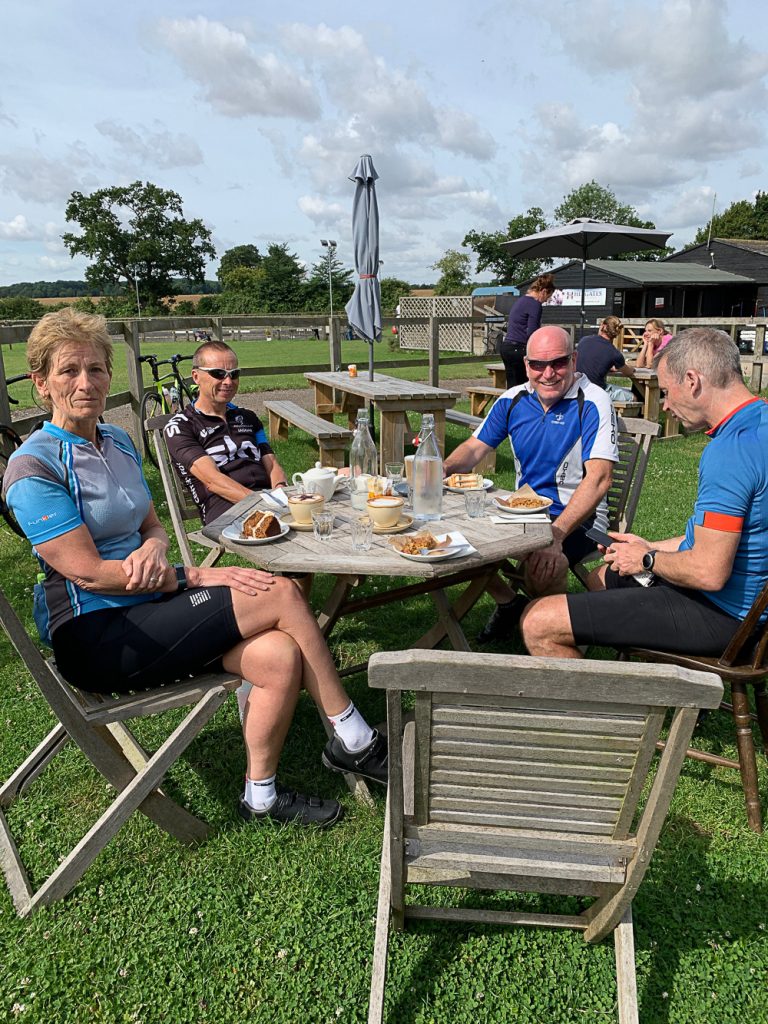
[[602, 532, 650, 575], [525, 538, 568, 590]]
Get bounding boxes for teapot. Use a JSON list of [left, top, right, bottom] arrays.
[[291, 462, 342, 502]]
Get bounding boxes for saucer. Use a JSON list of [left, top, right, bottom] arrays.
[[372, 514, 414, 535], [283, 517, 331, 532]]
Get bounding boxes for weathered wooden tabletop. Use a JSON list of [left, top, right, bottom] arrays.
[[303, 370, 460, 406], [203, 485, 551, 579]]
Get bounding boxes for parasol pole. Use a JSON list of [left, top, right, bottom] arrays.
[[579, 253, 587, 340]]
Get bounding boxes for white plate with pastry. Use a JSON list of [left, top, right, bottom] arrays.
[[223, 510, 290, 544], [443, 473, 493, 492]]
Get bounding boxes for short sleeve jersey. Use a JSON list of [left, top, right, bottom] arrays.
[[2, 422, 155, 637], [164, 404, 274, 524], [576, 334, 626, 390], [473, 373, 619, 525], [678, 398, 768, 621]]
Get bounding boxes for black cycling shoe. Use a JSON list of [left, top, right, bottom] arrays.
[[477, 594, 529, 644], [322, 730, 388, 785], [238, 785, 344, 828]]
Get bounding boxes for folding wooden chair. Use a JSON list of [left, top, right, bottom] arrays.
[[0, 585, 242, 916], [622, 577, 768, 833], [367, 650, 723, 1024], [145, 412, 224, 570]]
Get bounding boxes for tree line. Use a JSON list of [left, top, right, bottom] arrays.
[[3, 178, 767, 322]]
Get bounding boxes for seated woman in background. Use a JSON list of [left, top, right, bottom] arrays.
[[576, 315, 636, 403], [636, 318, 673, 367], [2, 308, 387, 829], [500, 273, 556, 388]]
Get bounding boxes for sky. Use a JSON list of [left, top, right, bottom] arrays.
[[1, 0, 766, 289]]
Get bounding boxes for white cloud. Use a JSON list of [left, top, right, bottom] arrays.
[[39, 256, 74, 271], [0, 147, 100, 204], [153, 16, 321, 120], [297, 195, 345, 223], [95, 120, 204, 168], [0, 215, 34, 239]]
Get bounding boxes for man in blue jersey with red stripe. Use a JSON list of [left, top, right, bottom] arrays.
[[522, 328, 768, 658], [444, 326, 618, 642]]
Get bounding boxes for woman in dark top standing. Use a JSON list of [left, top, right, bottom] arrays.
[[500, 273, 555, 388]]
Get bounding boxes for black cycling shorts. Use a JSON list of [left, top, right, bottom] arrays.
[[566, 570, 743, 656], [52, 587, 243, 693]]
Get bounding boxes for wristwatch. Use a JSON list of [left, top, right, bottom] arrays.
[[642, 550, 657, 572], [174, 564, 188, 592]]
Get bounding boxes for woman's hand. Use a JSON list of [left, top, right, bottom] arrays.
[[187, 565, 277, 595], [122, 537, 171, 592]]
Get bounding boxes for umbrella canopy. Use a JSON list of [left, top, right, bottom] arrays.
[[345, 154, 382, 380], [501, 218, 672, 334]]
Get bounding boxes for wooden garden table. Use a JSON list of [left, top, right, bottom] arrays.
[[202, 485, 552, 660], [618, 367, 680, 437], [303, 370, 459, 473], [486, 362, 506, 389]]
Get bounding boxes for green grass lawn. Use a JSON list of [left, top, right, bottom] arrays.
[[1, 394, 768, 1023], [2, 335, 487, 412]]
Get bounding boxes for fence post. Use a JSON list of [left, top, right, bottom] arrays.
[[0, 342, 13, 455], [123, 319, 145, 454], [213, 317, 224, 343], [328, 316, 341, 371], [428, 316, 440, 386]]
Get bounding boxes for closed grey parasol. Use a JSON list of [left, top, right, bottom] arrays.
[[345, 154, 382, 381]]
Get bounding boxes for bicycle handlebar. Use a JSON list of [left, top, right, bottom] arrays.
[[4, 373, 30, 405]]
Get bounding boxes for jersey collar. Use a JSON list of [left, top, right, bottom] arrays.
[[706, 396, 762, 436]]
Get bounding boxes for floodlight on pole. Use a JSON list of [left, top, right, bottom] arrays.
[[132, 268, 142, 318], [320, 239, 337, 317]]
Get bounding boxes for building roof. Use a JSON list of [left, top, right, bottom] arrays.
[[559, 259, 755, 286], [713, 238, 768, 256]]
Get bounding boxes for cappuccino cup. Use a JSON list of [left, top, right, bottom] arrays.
[[288, 492, 325, 525], [366, 495, 404, 529]]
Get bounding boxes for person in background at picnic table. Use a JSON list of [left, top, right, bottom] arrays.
[[2, 309, 387, 830], [636, 318, 673, 367], [443, 325, 618, 644], [521, 327, 768, 659], [500, 273, 556, 388], [576, 316, 637, 403]]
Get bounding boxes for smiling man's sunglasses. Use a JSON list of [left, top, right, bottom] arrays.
[[525, 355, 572, 372], [193, 366, 241, 380]]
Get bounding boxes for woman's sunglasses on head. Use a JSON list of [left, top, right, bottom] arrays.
[[193, 366, 241, 380], [525, 355, 572, 372]]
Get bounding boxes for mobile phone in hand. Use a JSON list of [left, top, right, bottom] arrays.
[[586, 526, 617, 548]]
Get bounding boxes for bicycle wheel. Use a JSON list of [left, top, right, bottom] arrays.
[[140, 391, 166, 469], [0, 424, 25, 537]]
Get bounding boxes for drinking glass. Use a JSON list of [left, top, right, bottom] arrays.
[[312, 510, 334, 542], [385, 462, 404, 486], [464, 489, 487, 518], [350, 515, 374, 552]]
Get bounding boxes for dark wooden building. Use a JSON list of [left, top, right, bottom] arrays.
[[665, 238, 768, 315], [516, 259, 755, 327]]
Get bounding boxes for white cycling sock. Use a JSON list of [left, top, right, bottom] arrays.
[[328, 702, 375, 752], [244, 774, 277, 811]]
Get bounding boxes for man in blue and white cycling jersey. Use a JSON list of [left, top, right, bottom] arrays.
[[444, 325, 618, 641]]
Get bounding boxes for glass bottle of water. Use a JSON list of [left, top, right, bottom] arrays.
[[412, 413, 443, 521], [350, 408, 378, 479]]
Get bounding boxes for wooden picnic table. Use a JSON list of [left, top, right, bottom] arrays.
[[303, 370, 459, 473], [611, 366, 680, 437], [202, 485, 552, 659], [486, 362, 506, 389]]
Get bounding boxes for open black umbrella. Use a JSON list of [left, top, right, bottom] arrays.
[[345, 154, 382, 381], [501, 218, 672, 334]]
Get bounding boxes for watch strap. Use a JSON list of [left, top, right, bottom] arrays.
[[174, 564, 188, 592]]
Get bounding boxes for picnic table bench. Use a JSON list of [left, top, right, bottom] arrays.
[[445, 407, 496, 475], [264, 400, 353, 468]]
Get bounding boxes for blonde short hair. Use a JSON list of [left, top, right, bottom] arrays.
[[27, 308, 113, 379]]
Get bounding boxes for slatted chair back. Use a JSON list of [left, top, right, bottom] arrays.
[[366, 650, 723, 1024], [145, 413, 223, 569], [572, 416, 660, 587], [0, 584, 241, 916]]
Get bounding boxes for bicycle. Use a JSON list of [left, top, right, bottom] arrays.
[[0, 373, 31, 536], [139, 353, 198, 467]]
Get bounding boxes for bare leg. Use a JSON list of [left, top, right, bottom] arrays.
[[223, 630, 302, 779], [229, 576, 350, 717], [520, 595, 583, 659]]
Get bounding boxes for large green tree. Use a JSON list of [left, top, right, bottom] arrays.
[[62, 181, 215, 309], [303, 251, 354, 313], [693, 192, 768, 244], [554, 181, 670, 261], [463, 207, 550, 285], [379, 276, 411, 315], [217, 244, 262, 286], [431, 249, 473, 295]]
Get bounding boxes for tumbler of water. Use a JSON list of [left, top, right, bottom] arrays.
[[312, 510, 334, 542]]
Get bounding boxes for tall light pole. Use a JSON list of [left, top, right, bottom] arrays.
[[132, 267, 142, 318], [320, 239, 336, 317]]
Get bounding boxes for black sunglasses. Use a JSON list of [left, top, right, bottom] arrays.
[[193, 366, 241, 380], [525, 355, 572, 372]]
